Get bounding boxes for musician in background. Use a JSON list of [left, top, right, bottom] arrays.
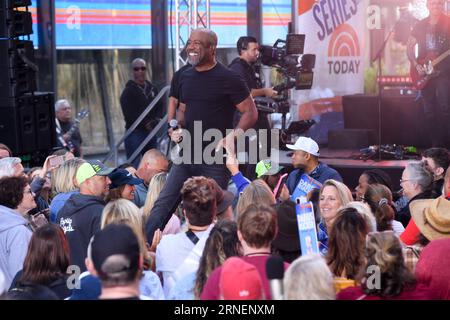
[[407, 0, 450, 147], [55, 99, 83, 157], [229, 36, 278, 179]]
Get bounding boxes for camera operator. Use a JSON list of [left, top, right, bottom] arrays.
[[229, 36, 277, 179]]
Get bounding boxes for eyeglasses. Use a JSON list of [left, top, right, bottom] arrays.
[[399, 178, 414, 184], [133, 67, 146, 71]]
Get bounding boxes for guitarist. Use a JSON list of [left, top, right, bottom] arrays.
[[407, 0, 450, 147], [55, 99, 83, 157]]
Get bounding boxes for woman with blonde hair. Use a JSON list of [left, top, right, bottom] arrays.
[[236, 179, 275, 216], [284, 254, 335, 300], [49, 158, 85, 223], [337, 231, 433, 300], [101, 199, 164, 299], [142, 172, 180, 235], [317, 179, 353, 255]]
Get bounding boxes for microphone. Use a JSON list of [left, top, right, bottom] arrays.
[[168, 119, 183, 143], [265, 255, 284, 300]]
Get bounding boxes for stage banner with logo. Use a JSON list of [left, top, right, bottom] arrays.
[[296, 0, 367, 95]]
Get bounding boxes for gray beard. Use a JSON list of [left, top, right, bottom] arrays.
[[187, 55, 200, 66]]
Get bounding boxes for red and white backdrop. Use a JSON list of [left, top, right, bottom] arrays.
[[294, 0, 368, 96]]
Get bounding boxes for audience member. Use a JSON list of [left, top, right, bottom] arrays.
[[133, 149, 169, 207], [0, 143, 12, 159], [105, 168, 143, 202], [327, 207, 369, 293], [0, 157, 24, 178], [364, 184, 405, 235], [284, 254, 335, 300], [101, 199, 164, 299], [286, 136, 343, 195], [421, 147, 450, 196], [57, 160, 112, 272], [0, 176, 34, 288], [219, 257, 264, 300], [201, 204, 288, 300], [8, 224, 71, 299], [236, 179, 275, 216], [337, 231, 434, 300], [345, 201, 376, 232], [271, 200, 301, 263], [210, 178, 235, 221], [86, 224, 144, 300], [117, 162, 137, 176], [156, 176, 217, 297], [49, 158, 85, 223], [397, 161, 434, 227], [355, 169, 393, 201], [167, 220, 240, 300], [317, 179, 353, 255]]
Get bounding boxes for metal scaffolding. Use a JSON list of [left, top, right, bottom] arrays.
[[174, 0, 210, 70]]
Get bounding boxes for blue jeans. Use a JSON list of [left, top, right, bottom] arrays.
[[124, 128, 157, 168]]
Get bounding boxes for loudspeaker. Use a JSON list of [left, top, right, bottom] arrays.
[[0, 96, 35, 154], [0, 92, 55, 155], [342, 94, 428, 147]]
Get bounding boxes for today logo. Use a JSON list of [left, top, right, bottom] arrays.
[[327, 23, 361, 75]]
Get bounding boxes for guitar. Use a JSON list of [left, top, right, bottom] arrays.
[[410, 48, 450, 90], [56, 108, 89, 152]]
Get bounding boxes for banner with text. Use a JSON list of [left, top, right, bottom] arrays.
[[296, 0, 366, 95]]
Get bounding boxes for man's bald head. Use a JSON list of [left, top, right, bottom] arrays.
[[137, 149, 169, 184]]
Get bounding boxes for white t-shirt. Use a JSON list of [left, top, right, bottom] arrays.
[[392, 220, 405, 236], [156, 229, 209, 297]]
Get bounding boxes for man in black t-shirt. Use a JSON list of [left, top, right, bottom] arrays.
[[167, 63, 191, 135], [407, 0, 450, 147], [229, 36, 278, 179], [120, 58, 163, 168], [145, 28, 258, 241]]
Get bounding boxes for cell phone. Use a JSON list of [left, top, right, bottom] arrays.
[[49, 155, 64, 167], [273, 173, 288, 200]]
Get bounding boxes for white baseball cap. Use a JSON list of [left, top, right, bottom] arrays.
[[286, 136, 320, 156]]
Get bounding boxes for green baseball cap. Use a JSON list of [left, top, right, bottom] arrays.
[[76, 160, 113, 185], [255, 159, 284, 179]]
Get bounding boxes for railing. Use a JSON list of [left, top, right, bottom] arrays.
[[102, 85, 170, 166]]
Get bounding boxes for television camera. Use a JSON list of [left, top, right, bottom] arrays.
[[257, 34, 316, 147]]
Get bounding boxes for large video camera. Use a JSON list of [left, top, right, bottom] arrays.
[[259, 34, 316, 94]]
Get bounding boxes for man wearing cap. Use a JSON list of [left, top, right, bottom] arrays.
[[57, 160, 113, 272], [286, 136, 343, 195], [86, 224, 143, 300]]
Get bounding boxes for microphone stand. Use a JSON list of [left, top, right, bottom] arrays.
[[372, 26, 395, 161]]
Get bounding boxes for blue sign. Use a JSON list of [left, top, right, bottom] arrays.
[[296, 201, 319, 255], [291, 173, 322, 202]]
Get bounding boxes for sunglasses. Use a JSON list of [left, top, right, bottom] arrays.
[[133, 67, 146, 71]]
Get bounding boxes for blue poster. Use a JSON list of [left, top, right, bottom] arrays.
[[296, 201, 319, 255], [290, 173, 322, 202]]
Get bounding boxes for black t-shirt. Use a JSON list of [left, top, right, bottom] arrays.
[[169, 63, 192, 99], [411, 14, 450, 72], [179, 62, 250, 149], [228, 57, 261, 90]]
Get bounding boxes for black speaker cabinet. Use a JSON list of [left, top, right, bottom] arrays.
[[342, 94, 428, 147]]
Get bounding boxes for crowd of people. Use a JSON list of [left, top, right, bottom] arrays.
[[0, 136, 450, 300]]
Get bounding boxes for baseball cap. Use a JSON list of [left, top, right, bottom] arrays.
[[76, 160, 113, 185], [219, 257, 264, 300], [255, 159, 284, 178], [108, 168, 144, 190], [90, 224, 140, 278], [286, 136, 320, 156]]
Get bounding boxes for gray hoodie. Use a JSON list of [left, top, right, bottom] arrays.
[[0, 205, 32, 288]]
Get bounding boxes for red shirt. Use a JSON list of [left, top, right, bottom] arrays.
[[400, 219, 421, 245], [337, 283, 435, 300], [200, 255, 289, 300]]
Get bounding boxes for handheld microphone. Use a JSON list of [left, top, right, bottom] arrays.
[[169, 119, 183, 143], [265, 255, 284, 300]]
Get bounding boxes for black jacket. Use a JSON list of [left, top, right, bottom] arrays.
[[57, 194, 105, 272], [119, 80, 163, 130]]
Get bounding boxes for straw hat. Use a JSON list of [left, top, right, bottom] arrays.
[[410, 196, 450, 241]]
